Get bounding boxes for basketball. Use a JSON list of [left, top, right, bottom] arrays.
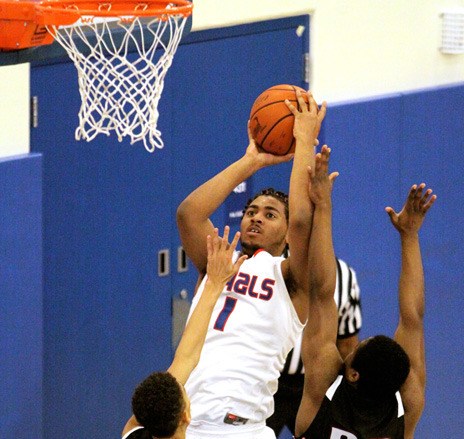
[[249, 84, 309, 155]]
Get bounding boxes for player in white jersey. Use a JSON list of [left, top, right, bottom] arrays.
[[177, 91, 326, 438], [186, 250, 304, 436]]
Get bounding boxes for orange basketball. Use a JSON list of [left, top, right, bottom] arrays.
[[249, 84, 309, 155]]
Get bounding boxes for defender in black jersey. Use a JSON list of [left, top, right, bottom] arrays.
[[292, 145, 435, 439], [267, 258, 362, 437]]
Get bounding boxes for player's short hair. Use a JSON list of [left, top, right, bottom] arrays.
[[132, 371, 185, 438], [243, 187, 289, 221], [352, 335, 410, 401]]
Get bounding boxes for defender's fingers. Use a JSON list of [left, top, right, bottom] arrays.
[[307, 165, 315, 179], [414, 183, 426, 197], [211, 227, 220, 250], [234, 254, 248, 270], [422, 194, 437, 212], [385, 206, 398, 221], [316, 154, 327, 173], [317, 146, 330, 171], [407, 184, 418, 202], [220, 225, 232, 251], [206, 234, 213, 259], [321, 144, 330, 153], [229, 231, 241, 253], [314, 153, 323, 171], [222, 225, 230, 244], [320, 145, 331, 158], [412, 183, 426, 209], [420, 188, 433, 204]]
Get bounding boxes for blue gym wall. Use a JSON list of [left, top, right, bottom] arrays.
[[1, 15, 463, 439], [0, 154, 43, 439], [323, 85, 464, 437]]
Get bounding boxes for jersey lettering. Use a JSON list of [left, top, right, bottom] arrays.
[[234, 273, 250, 295], [260, 278, 274, 300], [248, 275, 259, 298], [330, 427, 358, 439], [213, 272, 276, 331], [225, 274, 237, 291], [223, 270, 274, 300], [213, 296, 237, 331]]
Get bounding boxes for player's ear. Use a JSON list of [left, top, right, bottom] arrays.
[[181, 408, 191, 427], [346, 367, 360, 383]]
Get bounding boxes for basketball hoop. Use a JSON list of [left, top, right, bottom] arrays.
[[0, 1, 193, 152]]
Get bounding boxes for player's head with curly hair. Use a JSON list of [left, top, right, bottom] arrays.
[[243, 187, 289, 221], [241, 187, 289, 257], [347, 335, 411, 401], [131, 371, 189, 438]]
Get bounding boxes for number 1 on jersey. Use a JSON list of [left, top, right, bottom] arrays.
[[214, 296, 237, 331]]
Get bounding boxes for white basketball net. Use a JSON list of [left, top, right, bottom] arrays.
[[47, 8, 188, 152]]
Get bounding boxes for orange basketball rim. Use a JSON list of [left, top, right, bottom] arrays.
[[0, 0, 193, 51]]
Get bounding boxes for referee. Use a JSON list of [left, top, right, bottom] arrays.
[[266, 257, 362, 437]]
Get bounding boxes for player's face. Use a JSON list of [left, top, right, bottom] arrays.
[[240, 195, 288, 257]]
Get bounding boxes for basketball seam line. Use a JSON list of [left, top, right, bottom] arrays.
[[250, 99, 300, 120], [259, 113, 293, 154]]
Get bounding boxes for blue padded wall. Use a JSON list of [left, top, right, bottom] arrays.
[[400, 84, 464, 435], [0, 154, 43, 439], [324, 94, 403, 337], [320, 85, 464, 439], [31, 60, 174, 438]]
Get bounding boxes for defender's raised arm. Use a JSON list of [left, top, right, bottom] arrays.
[[387, 184, 436, 438]]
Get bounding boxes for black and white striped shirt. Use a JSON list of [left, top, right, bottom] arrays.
[[282, 258, 362, 375]]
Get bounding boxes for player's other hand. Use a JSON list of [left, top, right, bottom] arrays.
[[245, 120, 294, 167]]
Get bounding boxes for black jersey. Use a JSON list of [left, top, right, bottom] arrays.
[[295, 376, 405, 439], [123, 426, 151, 439]]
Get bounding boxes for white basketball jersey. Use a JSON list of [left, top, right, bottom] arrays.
[[185, 250, 305, 433]]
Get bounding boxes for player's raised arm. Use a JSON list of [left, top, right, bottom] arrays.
[[387, 184, 436, 438], [295, 147, 342, 436], [176, 124, 292, 276], [284, 91, 327, 321]]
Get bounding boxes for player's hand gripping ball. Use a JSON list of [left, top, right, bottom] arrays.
[[249, 84, 309, 155]]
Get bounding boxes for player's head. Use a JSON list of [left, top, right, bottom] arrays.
[[345, 335, 411, 401], [132, 371, 190, 438], [241, 187, 289, 257]]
